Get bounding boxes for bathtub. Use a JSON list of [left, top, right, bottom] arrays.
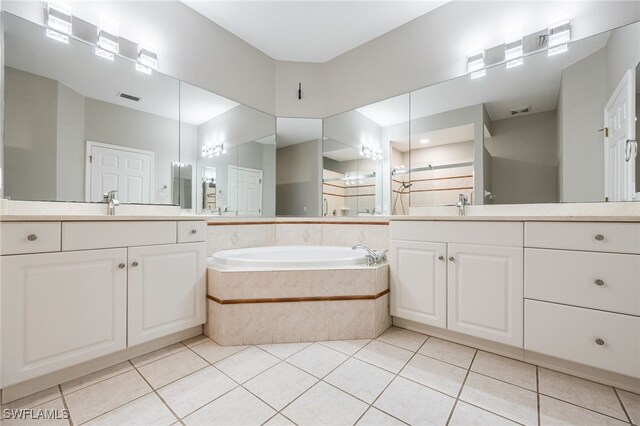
[[209, 245, 370, 269]]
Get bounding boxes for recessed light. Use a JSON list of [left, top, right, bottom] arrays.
[[420, 139, 430, 144]]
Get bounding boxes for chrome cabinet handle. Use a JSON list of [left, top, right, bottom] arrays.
[[595, 279, 605, 286], [190, 229, 197, 234], [449, 256, 455, 261], [625, 139, 637, 162], [594, 234, 604, 241], [438, 256, 444, 261], [132, 261, 139, 267], [595, 338, 605, 346], [27, 234, 37, 241], [118, 263, 126, 269]]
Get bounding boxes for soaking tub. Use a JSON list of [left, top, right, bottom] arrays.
[[205, 245, 392, 345], [209, 245, 370, 269]]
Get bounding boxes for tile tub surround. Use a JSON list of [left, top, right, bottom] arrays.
[[3, 329, 637, 426], [205, 265, 391, 345], [205, 219, 389, 255]]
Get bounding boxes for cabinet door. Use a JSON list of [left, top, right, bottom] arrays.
[[447, 244, 523, 347], [1, 249, 127, 386], [128, 243, 206, 346], [390, 240, 447, 327]]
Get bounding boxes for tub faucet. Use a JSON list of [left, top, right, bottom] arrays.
[[456, 193, 469, 216], [352, 245, 388, 265], [103, 190, 119, 215]]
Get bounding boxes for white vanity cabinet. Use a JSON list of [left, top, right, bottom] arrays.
[[390, 221, 524, 347], [128, 243, 206, 346], [1, 220, 207, 388], [1, 248, 128, 386]]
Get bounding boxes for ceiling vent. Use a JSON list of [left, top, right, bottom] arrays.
[[510, 106, 531, 116], [117, 92, 141, 102]]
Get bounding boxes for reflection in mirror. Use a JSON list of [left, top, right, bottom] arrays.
[[635, 61, 640, 196], [408, 20, 639, 208], [172, 162, 192, 209], [323, 94, 409, 215], [275, 118, 322, 216], [2, 13, 180, 205], [180, 81, 275, 216]]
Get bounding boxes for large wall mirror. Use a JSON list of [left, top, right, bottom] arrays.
[[181, 82, 276, 216], [2, 12, 180, 205]]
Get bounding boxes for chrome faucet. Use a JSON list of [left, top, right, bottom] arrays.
[[103, 190, 119, 215], [456, 193, 469, 216], [352, 245, 388, 265]]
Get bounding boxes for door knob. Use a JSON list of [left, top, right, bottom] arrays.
[[594, 234, 605, 241], [594, 279, 605, 286], [595, 338, 605, 346], [118, 263, 126, 269], [27, 234, 37, 241], [438, 256, 444, 261], [132, 261, 139, 267], [449, 256, 455, 261]]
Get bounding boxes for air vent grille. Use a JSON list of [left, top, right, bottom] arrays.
[[510, 106, 531, 115], [117, 92, 141, 102]]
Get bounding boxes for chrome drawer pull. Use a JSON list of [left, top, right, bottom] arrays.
[[438, 256, 444, 261], [27, 234, 37, 241], [118, 263, 126, 269], [594, 234, 605, 241], [595, 279, 605, 286], [132, 261, 139, 267], [190, 229, 197, 234], [595, 338, 605, 346]]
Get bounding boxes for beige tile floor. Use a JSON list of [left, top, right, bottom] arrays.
[[2, 327, 638, 425]]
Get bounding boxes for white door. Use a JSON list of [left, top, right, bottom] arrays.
[[447, 243, 523, 347], [1, 249, 127, 386], [604, 69, 636, 201], [228, 165, 262, 216], [87, 141, 153, 204], [128, 243, 206, 346], [390, 240, 447, 328]]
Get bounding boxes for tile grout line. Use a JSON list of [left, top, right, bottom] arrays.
[[613, 387, 634, 424], [444, 348, 477, 426], [57, 385, 74, 426]]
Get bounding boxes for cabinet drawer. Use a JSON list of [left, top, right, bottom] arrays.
[[62, 221, 176, 250], [525, 300, 640, 378], [525, 222, 640, 254], [525, 249, 640, 315], [390, 221, 523, 247], [178, 221, 206, 243], [1, 222, 61, 255]]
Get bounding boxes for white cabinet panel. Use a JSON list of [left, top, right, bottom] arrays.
[[447, 244, 523, 347], [525, 300, 640, 378], [525, 222, 640, 254], [1, 249, 127, 386], [62, 221, 176, 251], [128, 243, 206, 346], [390, 240, 447, 327], [177, 221, 206, 243], [525, 248, 640, 315], [1, 222, 61, 255]]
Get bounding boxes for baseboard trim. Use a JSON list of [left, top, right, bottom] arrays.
[[1, 326, 202, 404]]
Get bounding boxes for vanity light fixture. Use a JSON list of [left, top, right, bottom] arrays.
[[95, 47, 114, 61], [420, 139, 430, 144], [46, 28, 69, 44], [360, 144, 382, 160], [46, 2, 72, 34], [505, 38, 523, 68], [202, 143, 227, 158], [548, 21, 571, 56], [97, 16, 119, 54], [467, 49, 485, 79], [138, 43, 158, 69]]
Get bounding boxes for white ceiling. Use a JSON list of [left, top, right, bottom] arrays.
[[276, 117, 322, 148], [357, 94, 408, 127], [4, 14, 238, 127], [181, 1, 448, 63]]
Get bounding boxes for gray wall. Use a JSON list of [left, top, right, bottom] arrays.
[[276, 139, 321, 216], [486, 110, 558, 204], [56, 82, 85, 201]]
